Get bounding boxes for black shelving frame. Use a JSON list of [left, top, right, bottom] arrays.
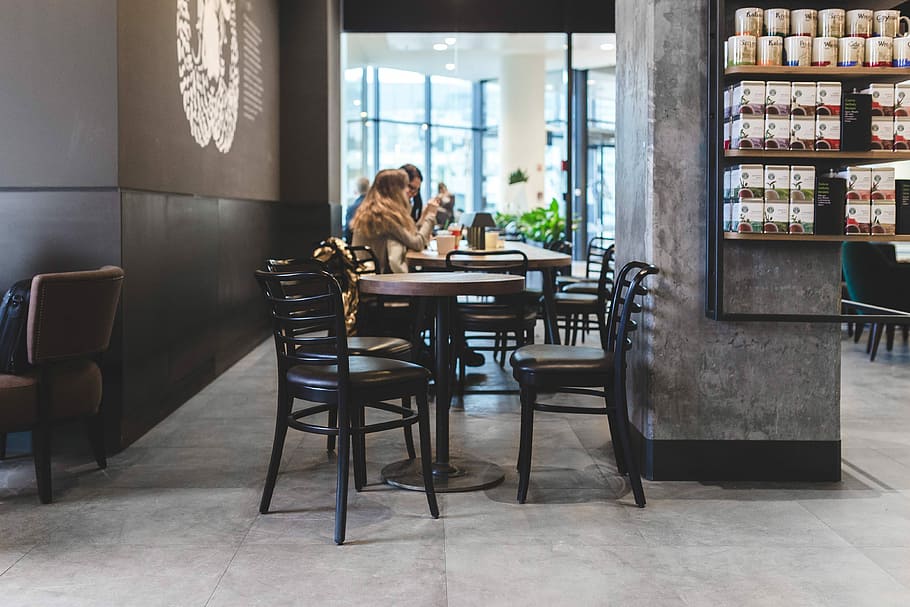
[[705, 0, 910, 323]]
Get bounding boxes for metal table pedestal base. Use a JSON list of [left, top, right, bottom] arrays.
[[381, 457, 505, 493]]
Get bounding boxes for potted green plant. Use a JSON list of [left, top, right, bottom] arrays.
[[517, 198, 566, 248]]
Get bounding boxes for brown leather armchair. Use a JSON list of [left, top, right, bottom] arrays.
[[0, 266, 123, 503]]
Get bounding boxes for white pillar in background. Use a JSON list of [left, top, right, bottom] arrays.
[[499, 53, 546, 215]]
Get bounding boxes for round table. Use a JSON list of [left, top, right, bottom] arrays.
[[406, 241, 572, 344], [359, 272, 525, 492]]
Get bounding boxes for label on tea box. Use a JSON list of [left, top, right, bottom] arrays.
[[733, 200, 764, 233], [789, 201, 814, 234], [815, 116, 841, 150], [841, 93, 872, 152], [896, 83, 910, 117], [732, 164, 764, 199], [871, 167, 896, 201], [732, 81, 766, 117], [871, 117, 894, 150], [732, 117, 764, 149], [862, 84, 895, 116], [895, 117, 910, 150], [845, 202, 871, 234], [763, 201, 789, 233], [816, 82, 842, 116], [765, 81, 790, 116], [838, 167, 872, 200], [790, 166, 815, 203], [790, 116, 815, 150], [816, 177, 847, 235], [791, 82, 816, 117], [871, 202, 896, 234], [764, 116, 789, 150], [897, 180, 910, 234], [764, 165, 789, 201]]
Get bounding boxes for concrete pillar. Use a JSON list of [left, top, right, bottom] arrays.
[[616, 0, 842, 480], [499, 53, 546, 214]]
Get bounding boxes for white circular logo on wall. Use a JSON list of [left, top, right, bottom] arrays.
[[176, 0, 239, 153]]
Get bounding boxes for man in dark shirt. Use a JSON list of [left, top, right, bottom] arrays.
[[344, 176, 370, 242]]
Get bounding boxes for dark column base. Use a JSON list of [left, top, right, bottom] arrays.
[[630, 426, 841, 482]]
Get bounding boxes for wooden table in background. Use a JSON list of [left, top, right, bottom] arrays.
[[359, 272, 525, 492], [406, 241, 572, 345]]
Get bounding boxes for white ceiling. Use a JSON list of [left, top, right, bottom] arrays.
[[343, 33, 616, 81]]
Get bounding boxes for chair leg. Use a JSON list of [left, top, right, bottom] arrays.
[[32, 425, 52, 504], [854, 322, 865, 343], [334, 398, 351, 545], [516, 385, 536, 504], [608, 383, 646, 508], [326, 408, 337, 451], [563, 314, 572, 344], [458, 354, 466, 397], [415, 389, 439, 518], [886, 324, 896, 352], [260, 389, 292, 514], [866, 323, 877, 354], [85, 414, 107, 469], [351, 405, 367, 491], [903, 325, 909, 343], [0, 432, 6, 459], [402, 396, 416, 459], [870, 323, 884, 362], [605, 411, 627, 475]]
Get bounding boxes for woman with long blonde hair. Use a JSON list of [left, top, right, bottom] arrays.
[[351, 169, 439, 273]]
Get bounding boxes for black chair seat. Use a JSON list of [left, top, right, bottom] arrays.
[[288, 357, 429, 393], [458, 305, 538, 325], [511, 345, 613, 387], [562, 282, 598, 295], [348, 336, 412, 359], [554, 292, 597, 309]]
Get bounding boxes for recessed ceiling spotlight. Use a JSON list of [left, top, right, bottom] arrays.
[[545, 84, 554, 91], [445, 37, 457, 45], [587, 79, 596, 85], [421, 123, 429, 131], [353, 99, 361, 106], [600, 43, 615, 51], [360, 111, 368, 118], [445, 63, 456, 71], [433, 43, 448, 51]]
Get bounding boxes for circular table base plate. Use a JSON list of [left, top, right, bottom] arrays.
[[381, 457, 505, 493]]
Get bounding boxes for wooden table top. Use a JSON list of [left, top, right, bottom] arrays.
[[406, 241, 572, 270], [359, 272, 525, 297]]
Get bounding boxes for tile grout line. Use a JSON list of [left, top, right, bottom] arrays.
[[0, 542, 40, 577], [203, 514, 258, 606]]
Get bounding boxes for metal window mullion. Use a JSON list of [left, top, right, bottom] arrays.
[[473, 81, 484, 212], [425, 76, 432, 200], [372, 67, 380, 173]]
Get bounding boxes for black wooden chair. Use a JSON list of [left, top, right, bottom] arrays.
[[554, 243, 615, 345], [445, 249, 536, 392], [255, 269, 438, 544], [266, 256, 418, 459], [556, 237, 614, 292], [510, 260, 659, 507]]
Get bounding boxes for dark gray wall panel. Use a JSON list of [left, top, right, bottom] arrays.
[[0, 0, 118, 187], [118, 0, 280, 201], [0, 191, 122, 289], [120, 191, 278, 445]]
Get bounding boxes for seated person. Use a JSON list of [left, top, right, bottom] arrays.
[[351, 169, 439, 274], [343, 176, 370, 242], [435, 182, 456, 227]]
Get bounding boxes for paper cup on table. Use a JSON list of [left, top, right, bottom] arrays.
[[435, 234, 456, 256], [484, 231, 500, 250]]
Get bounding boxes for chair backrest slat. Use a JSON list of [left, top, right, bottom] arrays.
[[255, 270, 350, 375], [600, 261, 658, 358]]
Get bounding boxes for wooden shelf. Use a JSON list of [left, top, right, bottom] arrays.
[[725, 150, 910, 165], [724, 233, 910, 242], [725, 65, 910, 84]]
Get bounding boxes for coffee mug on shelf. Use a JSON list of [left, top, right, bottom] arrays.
[[784, 36, 811, 66], [790, 9, 817, 37], [758, 36, 783, 66], [763, 8, 789, 37], [818, 8, 845, 38], [846, 9, 873, 38], [812, 36, 838, 66], [728, 35, 757, 66], [873, 10, 910, 38], [735, 7, 763, 38], [894, 35, 910, 67], [838, 37, 865, 67], [865, 36, 893, 67]]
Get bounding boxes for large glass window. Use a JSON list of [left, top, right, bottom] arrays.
[[431, 126, 473, 214], [430, 76, 472, 127], [378, 68, 425, 123], [481, 80, 500, 211], [378, 122, 426, 175]]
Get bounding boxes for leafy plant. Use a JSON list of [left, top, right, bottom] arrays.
[[517, 198, 566, 247], [508, 168, 529, 185]]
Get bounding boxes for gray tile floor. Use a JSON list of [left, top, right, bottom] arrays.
[[1, 330, 910, 606]]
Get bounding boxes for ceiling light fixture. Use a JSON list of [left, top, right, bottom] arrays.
[[445, 63, 456, 71], [433, 43, 448, 51], [445, 37, 457, 45], [353, 99, 361, 106]]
